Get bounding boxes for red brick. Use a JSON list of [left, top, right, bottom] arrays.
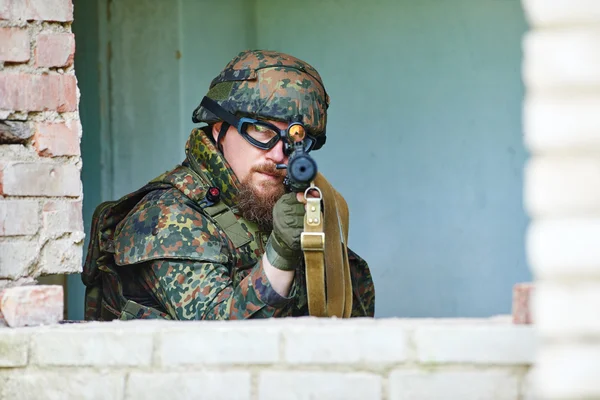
[[0, 28, 30, 62], [42, 200, 83, 234], [33, 121, 81, 157], [0, 200, 39, 236], [0, 285, 63, 327], [0, 0, 73, 22], [512, 282, 534, 325], [0, 162, 81, 197], [0, 73, 77, 112], [35, 33, 75, 68]]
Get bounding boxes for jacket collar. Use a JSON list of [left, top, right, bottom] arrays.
[[184, 127, 241, 207]]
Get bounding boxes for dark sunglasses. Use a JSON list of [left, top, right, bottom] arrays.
[[199, 97, 317, 155]]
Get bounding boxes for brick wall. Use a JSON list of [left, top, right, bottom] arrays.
[[0, 318, 534, 400], [522, 0, 600, 398], [0, 0, 83, 295]]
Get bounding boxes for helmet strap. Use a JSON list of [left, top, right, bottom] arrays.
[[217, 121, 230, 153]]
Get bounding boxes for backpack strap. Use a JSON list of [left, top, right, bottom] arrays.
[[155, 164, 251, 249], [203, 202, 252, 249]]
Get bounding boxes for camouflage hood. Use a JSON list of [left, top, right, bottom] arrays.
[[184, 127, 241, 207]]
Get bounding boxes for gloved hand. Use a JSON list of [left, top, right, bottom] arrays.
[[265, 192, 305, 271]]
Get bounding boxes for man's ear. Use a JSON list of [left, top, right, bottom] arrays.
[[212, 122, 223, 143]]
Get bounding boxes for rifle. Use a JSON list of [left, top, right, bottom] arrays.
[[276, 121, 318, 193], [276, 121, 353, 318]]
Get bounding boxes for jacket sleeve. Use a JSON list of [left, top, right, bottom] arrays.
[[348, 247, 376, 317], [140, 257, 297, 320]]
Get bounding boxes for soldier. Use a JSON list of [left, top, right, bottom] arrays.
[[82, 50, 375, 320]]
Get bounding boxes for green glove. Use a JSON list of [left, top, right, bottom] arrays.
[[265, 192, 305, 271]]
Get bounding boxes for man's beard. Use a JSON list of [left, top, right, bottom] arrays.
[[236, 162, 286, 231]]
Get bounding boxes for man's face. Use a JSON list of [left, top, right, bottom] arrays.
[[212, 120, 289, 229]]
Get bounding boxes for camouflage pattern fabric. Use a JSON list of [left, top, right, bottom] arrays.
[[192, 49, 330, 144], [109, 128, 375, 320]]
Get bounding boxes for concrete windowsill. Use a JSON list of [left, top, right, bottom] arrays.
[[0, 317, 535, 400]]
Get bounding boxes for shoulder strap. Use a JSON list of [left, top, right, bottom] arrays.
[[203, 202, 252, 249], [156, 164, 251, 249]]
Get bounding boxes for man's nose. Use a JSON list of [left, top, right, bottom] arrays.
[[265, 139, 287, 163]]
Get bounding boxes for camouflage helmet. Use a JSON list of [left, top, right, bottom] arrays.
[[192, 49, 330, 150]]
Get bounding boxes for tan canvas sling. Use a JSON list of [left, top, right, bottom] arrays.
[[301, 173, 353, 318]]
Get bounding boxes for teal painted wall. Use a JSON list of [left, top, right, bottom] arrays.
[[108, 0, 255, 199], [72, 0, 529, 319], [255, 0, 530, 317], [70, 0, 101, 320]]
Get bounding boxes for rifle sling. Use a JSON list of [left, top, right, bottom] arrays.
[[302, 173, 353, 318]]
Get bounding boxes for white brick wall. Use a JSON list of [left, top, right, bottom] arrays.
[[388, 369, 521, 400], [42, 200, 83, 235], [30, 324, 154, 367], [527, 219, 600, 278], [282, 320, 409, 364], [126, 372, 252, 400], [524, 29, 600, 89], [522, 0, 600, 398], [524, 0, 600, 26], [1, 162, 82, 197], [525, 95, 600, 152], [157, 322, 280, 366], [534, 281, 600, 338], [0, 329, 28, 367], [534, 344, 600, 399], [414, 324, 536, 364], [0, 318, 533, 400], [0, 0, 83, 294], [259, 371, 382, 400], [0, 371, 125, 400], [525, 156, 600, 217], [38, 233, 84, 274], [0, 200, 39, 235], [0, 240, 39, 279]]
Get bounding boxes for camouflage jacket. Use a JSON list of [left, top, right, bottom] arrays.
[[89, 128, 375, 320]]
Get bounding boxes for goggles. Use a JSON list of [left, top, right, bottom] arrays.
[[199, 96, 317, 155]]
